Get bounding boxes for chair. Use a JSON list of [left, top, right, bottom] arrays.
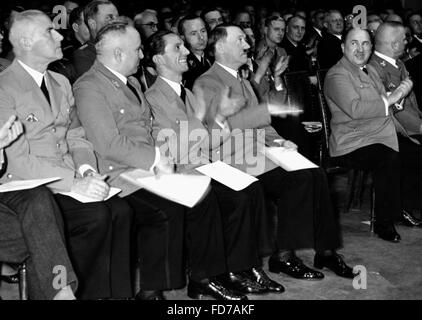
[[315, 69, 375, 232], [0, 262, 28, 300]]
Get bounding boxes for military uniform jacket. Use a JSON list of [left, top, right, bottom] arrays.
[[324, 56, 398, 157], [73, 60, 157, 197], [0, 59, 97, 192], [369, 53, 422, 142]]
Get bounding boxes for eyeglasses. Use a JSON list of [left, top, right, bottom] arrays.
[[140, 22, 158, 29]]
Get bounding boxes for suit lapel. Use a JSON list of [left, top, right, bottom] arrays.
[[11, 60, 53, 122], [154, 77, 187, 113], [45, 71, 63, 119]]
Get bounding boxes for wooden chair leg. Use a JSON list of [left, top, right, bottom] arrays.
[[18, 262, 28, 300]]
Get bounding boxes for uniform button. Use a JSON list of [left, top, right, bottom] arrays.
[[51, 127, 56, 133], [120, 109, 125, 114], [56, 143, 60, 148], [6, 173, 12, 179], [216, 150, 220, 154], [176, 119, 180, 125], [108, 165, 114, 171]]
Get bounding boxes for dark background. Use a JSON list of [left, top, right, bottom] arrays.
[[1, 0, 421, 17]]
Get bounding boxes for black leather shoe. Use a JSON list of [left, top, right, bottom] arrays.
[[268, 256, 324, 280], [245, 268, 285, 293], [314, 253, 357, 279], [0, 273, 19, 284], [187, 279, 248, 300], [218, 272, 268, 294], [135, 290, 165, 300], [401, 209, 422, 227], [374, 223, 401, 243]]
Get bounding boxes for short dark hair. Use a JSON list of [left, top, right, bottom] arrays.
[[84, 0, 113, 25], [264, 15, 285, 27], [207, 24, 236, 56], [200, 7, 221, 22], [286, 15, 306, 26], [146, 29, 174, 64], [178, 14, 203, 36], [69, 5, 84, 27], [342, 27, 371, 44]]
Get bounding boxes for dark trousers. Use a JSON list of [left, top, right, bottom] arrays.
[[334, 144, 402, 223], [0, 186, 77, 300], [211, 181, 271, 272], [398, 134, 422, 211], [258, 167, 341, 252], [126, 188, 226, 291], [54, 194, 133, 300]]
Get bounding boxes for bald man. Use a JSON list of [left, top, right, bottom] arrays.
[[73, 22, 247, 301], [324, 27, 413, 242], [0, 10, 133, 299], [369, 22, 422, 226]]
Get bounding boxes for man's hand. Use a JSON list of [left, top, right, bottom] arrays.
[[154, 156, 175, 178], [273, 55, 289, 77], [387, 77, 413, 106], [193, 85, 207, 122], [275, 139, 298, 150], [254, 50, 274, 83], [0, 115, 23, 149], [71, 175, 110, 201], [219, 86, 246, 117]]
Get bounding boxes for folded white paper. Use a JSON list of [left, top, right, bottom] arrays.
[[264, 147, 318, 171], [59, 187, 121, 203], [196, 161, 258, 191], [0, 177, 61, 193], [120, 169, 211, 208]]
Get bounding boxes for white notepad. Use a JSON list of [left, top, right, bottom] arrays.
[[59, 187, 121, 203], [196, 161, 258, 191], [264, 147, 318, 171], [120, 169, 211, 208], [0, 177, 61, 193]]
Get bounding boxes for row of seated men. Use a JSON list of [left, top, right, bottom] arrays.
[[0, 9, 360, 300]]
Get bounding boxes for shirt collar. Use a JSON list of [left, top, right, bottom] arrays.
[[104, 65, 127, 84], [313, 27, 322, 37], [374, 51, 398, 68], [17, 60, 45, 87], [216, 62, 238, 79], [160, 76, 182, 96], [333, 33, 342, 40], [194, 52, 204, 62]]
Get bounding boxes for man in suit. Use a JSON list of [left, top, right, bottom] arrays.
[[145, 30, 285, 295], [317, 10, 344, 69], [0, 115, 77, 300], [281, 15, 311, 72], [178, 15, 212, 90], [72, 0, 118, 80], [369, 22, 422, 226], [324, 27, 413, 242], [407, 12, 422, 53], [194, 24, 355, 281], [0, 10, 133, 300], [73, 22, 246, 301]]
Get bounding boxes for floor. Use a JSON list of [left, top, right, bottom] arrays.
[[2, 173, 422, 300]]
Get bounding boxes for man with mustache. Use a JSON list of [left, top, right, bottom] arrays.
[[324, 27, 413, 242], [194, 24, 356, 281]]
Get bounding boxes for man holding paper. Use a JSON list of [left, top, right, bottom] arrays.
[[193, 24, 355, 281], [0, 115, 77, 300], [73, 22, 245, 300], [145, 30, 284, 295], [0, 11, 133, 299]]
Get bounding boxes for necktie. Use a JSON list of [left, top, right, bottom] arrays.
[[362, 66, 368, 75], [237, 70, 248, 98], [180, 84, 186, 104], [127, 80, 142, 105], [40, 76, 50, 105]]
